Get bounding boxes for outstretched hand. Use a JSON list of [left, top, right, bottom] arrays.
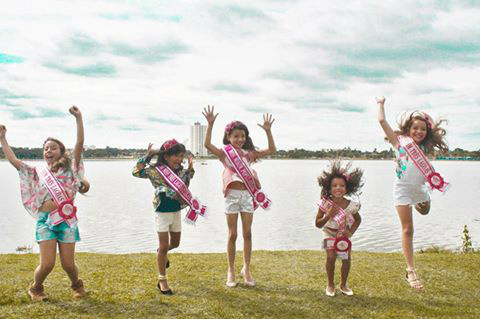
[[202, 105, 218, 126], [188, 154, 193, 169], [258, 113, 275, 131], [376, 96, 386, 105], [0, 125, 6, 139], [69, 106, 82, 118], [146, 143, 155, 156]]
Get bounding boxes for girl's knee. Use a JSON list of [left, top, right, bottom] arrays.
[[228, 231, 237, 242], [39, 262, 55, 274], [61, 262, 77, 273], [170, 241, 180, 249], [242, 230, 252, 241], [158, 245, 169, 255], [402, 225, 414, 237]]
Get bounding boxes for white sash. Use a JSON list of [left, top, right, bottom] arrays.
[[398, 135, 449, 192], [38, 167, 78, 227], [223, 144, 271, 210], [155, 165, 206, 225]]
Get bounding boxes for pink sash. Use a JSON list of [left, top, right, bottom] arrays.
[[38, 167, 78, 227], [223, 144, 271, 210], [318, 198, 354, 255], [398, 135, 449, 192], [155, 165, 206, 224]]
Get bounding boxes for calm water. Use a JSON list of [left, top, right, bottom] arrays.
[[0, 159, 478, 254]]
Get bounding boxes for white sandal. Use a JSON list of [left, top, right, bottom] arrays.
[[405, 268, 424, 291]]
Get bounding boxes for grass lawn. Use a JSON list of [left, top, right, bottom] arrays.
[[0, 250, 479, 319]]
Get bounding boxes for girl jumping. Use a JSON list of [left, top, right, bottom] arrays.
[[376, 96, 448, 290], [315, 160, 363, 296], [203, 105, 276, 287], [0, 106, 88, 301]]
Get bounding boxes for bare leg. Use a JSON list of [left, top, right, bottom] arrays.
[[226, 214, 238, 284], [396, 205, 424, 289], [396, 205, 415, 269], [157, 232, 170, 291], [340, 255, 351, 290], [33, 240, 57, 289], [58, 242, 79, 284], [169, 232, 181, 251], [240, 212, 254, 283], [325, 249, 336, 292]]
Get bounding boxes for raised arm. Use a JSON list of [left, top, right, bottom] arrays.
[[69, 106, 84, 165], [255, 113, 276, 158], [0, 125, 22, 170], [202, 105, 224, 158], [376, 96, 398, 147]]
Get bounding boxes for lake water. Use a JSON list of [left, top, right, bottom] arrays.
[[0, 159, 478, 254]]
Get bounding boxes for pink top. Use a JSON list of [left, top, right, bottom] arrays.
[[17, 159, 85, 218], [220, 148, 260, 197]]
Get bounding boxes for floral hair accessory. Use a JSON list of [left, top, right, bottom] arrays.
[[422, 112, 432, 130], [225, 121, 243, 134], [343, 174, 351, 182], [162, 139, 179, 151]]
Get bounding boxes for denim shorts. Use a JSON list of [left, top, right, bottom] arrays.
[[35, 212, 80, 243]]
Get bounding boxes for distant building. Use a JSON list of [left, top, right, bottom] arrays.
[[190, 122, 208, 157]]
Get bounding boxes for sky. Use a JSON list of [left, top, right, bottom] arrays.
[[1, 0, 479, 151]]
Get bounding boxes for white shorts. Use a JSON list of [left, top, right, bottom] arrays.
[[225, 189, 254, 214], [155, 211, 182, 233], [393, 183, 430, 206]]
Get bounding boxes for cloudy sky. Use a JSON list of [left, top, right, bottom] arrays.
[[1, 0, 479, 151]]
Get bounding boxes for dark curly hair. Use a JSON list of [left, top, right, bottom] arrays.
[[223, 121, 255, 151], [394, 111, 448, 155], [43, 137, 71, 171], [147, 142, 187, 174], [318, 160, 364, 199]]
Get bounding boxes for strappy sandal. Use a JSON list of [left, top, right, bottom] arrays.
[[405, 268, 424, 291], [27, 282, 48, 302], [71, 279, 87, 298], [157, 274, 173, 295]]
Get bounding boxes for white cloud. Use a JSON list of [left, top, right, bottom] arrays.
[[0, 0, 479, 151]]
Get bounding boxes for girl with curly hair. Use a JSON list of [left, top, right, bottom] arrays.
[[376, 96, 448, 291], [315, 160, 364, 297]]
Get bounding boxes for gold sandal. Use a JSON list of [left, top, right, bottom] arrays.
[[405, 268, 424, 290]]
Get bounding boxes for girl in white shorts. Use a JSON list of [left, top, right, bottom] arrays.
[[133, 139, 194, 295], [203, 105, 276, 287], [377, 96, 448, 291]]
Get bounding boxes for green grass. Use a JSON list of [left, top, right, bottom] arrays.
[[1, 251, 479, 319]]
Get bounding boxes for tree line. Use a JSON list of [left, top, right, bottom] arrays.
[[1, 146, 479, 160]]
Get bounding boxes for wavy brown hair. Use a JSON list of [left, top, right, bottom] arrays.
[[223, 121, 255, 151], [43, 137, 71, 171], [318, 160, 364, 199], [395, 111, 448, 155]]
